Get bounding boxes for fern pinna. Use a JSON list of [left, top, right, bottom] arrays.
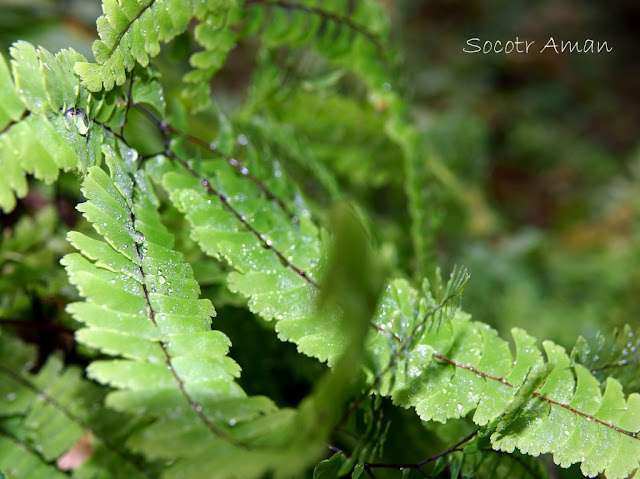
[[0, 1, 639, 478]]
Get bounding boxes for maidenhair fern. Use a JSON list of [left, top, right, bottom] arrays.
[[0, 333, 156, 478], [0, 1, 639, 478]]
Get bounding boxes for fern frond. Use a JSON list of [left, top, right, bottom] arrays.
[[245, 0, 387, 53], [183, 5, 244, 109], [60, 142, 346, 477], [2, 6, 635, 478], [242, 115, 344, 204], [0, 42, 106, 213], [236, 7, 436, 276], [384, 115, 439, 277], [243, 90, 403, 192], [75, 0, 183, 91], [572, 325, 640, 394], [76, 0, 241, 95], [0, 205, 71, 318], [456, 447, 550, 479], [191, 0, 393, 110], [157, 133, 640, 477], [61, 141, 263, 429], [0, 51, 25, 129], [0, 334, 156, 478], [153, 152, 340, 360], [385, 302, 640, 479]]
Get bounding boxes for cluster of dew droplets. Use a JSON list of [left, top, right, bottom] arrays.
[[621, 330, 638, 360]]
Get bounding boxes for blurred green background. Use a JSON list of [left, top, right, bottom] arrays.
[[395, 0, 640, 347]]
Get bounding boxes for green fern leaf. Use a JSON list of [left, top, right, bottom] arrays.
[[62, 143, 252, 413], [75, 0, 193, 91], [0, 433, 69, 479], [388, 309, 640, 478], [156, 132, 640, 476], [313, 452, 348, 479], [184, 0, 395, 110], [237, 2, 436, 276], [153, 155, 342, 360], [0, 335, 156, 479], [0, 53, 25, 130], [9, 41, 50, 113], [76, 0, 241, 94], [0, 42, 106, 212], [572, 325, 640, 394], [61, 142, 350, 477]]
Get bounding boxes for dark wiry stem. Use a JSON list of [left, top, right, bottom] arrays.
[[417, 430, 478, 466], [134, 104, 298, 222], [128, 210, 247, 448], [433, 354, 640, 440], [164, 150, 320, 289], [106, 1, 155, 59]]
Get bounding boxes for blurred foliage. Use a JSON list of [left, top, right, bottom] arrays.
[[0, 0, 638, 478], [394, 0, 640, 351]]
